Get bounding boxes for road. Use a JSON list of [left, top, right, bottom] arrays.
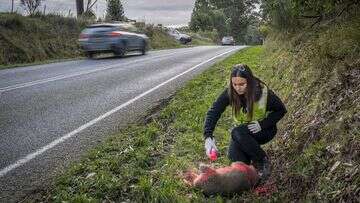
[[0, 45, 245, 202]]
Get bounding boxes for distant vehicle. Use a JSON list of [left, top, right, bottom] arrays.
[[221, 36, 235, 46], [79, 23, 149, 58], [167, 29, 192, 44]]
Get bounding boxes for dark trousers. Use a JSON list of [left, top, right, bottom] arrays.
[[228, 124, 277, 164]]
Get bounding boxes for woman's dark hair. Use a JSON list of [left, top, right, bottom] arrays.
[[228, 64, 266, 121]]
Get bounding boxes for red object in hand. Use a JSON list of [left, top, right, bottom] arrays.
[[209, 149, 217, 161]]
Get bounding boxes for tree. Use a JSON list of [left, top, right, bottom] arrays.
[[244, 15, 263, 44], [219, 0, 258, 43], [11, 0, 14, 13], [190, 0, 213, 31], [211, 9, 229, 37], [76, 0, 98, 18], [190, 11, 213, 31], [76, 0, 84, 17], [106, 0, 125, 22], [190, 0, 259, 43], [20, 0, 43, 15]]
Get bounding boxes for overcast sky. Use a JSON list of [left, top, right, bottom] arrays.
[[0, 0, 195, 26]]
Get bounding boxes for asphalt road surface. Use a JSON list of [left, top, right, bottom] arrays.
[[0, 45, 245, 202]]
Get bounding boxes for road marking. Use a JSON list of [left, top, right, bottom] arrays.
[[0, 47, 239, 177], [0, 49, 197, 93]]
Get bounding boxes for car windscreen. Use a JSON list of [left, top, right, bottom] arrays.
[[83, 26, 118, 34]]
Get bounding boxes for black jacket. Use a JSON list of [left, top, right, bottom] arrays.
[[203, 88, 287, 139]]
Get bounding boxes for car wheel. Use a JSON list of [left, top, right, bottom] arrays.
[[86, 51, 94, 59], [141, 40, 146, 55], [180, 38, 187, 44], [114, 46, 125, 57]]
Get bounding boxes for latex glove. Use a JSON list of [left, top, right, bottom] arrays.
[[248, 121, 261, 134], [205, 137, 218, 157]]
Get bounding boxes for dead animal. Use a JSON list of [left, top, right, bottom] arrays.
[[183, 162, 259, 196]]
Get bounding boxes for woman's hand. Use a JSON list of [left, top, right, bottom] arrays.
[[205, 137, 218, 157], [248, 121, 261, 134]]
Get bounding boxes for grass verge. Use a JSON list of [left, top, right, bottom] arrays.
[[33, 15, 360, 201], [257, 14, 359, 201], [36, 46, 269, 202]]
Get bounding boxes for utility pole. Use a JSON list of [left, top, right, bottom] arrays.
[[43, 4, 46, 15], [11, 0, 14, 13], [76, 0, 84, 17]]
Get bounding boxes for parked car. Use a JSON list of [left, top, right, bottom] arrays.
[[167, 29, 192, 44], [221, 36, 235, 46], [79, 23, 149, 58]]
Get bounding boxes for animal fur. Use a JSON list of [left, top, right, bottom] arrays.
[[183, 162, 259, 196]]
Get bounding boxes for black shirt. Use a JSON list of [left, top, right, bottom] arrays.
[[203, 88, 287, 139]]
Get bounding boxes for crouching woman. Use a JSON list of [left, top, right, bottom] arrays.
[[203, 64, 287, 181]]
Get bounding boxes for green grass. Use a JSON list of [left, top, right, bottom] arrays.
[[257, 15, 360, 201], [32, 14, 360, 202], [0, 13, 85, 67], [36, 46, 267, 202], [188, 32, 216, 46]]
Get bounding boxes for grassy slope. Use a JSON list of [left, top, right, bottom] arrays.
[[0, 13, 85, 67], [259, 16, 360, 201], [188, 31, 218, 46], [38, 47, 266, 202], [35, 15, 359, 203]]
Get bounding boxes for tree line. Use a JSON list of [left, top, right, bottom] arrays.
[[75, 0, 125, 21], [190, 0, 262, 44], [190, 0, 359, 44]]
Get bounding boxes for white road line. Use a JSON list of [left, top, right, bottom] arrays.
[[0, 47, 239, 177], [0, 49, 196, 93]]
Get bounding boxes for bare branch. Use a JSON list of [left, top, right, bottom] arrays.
[[85, 0, 97, 13], [310, 16, 322, 28], [336, 0, 358, 18], [300, 15, 322, 19], [89, 0, 98, 10], [86, 0, 91, 11], [20, 0, 43, 15]]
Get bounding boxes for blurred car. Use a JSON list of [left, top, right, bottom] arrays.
[[221, 36, 235, 46], [78, 23, 149, 58], [167, 29, 192, 44]]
